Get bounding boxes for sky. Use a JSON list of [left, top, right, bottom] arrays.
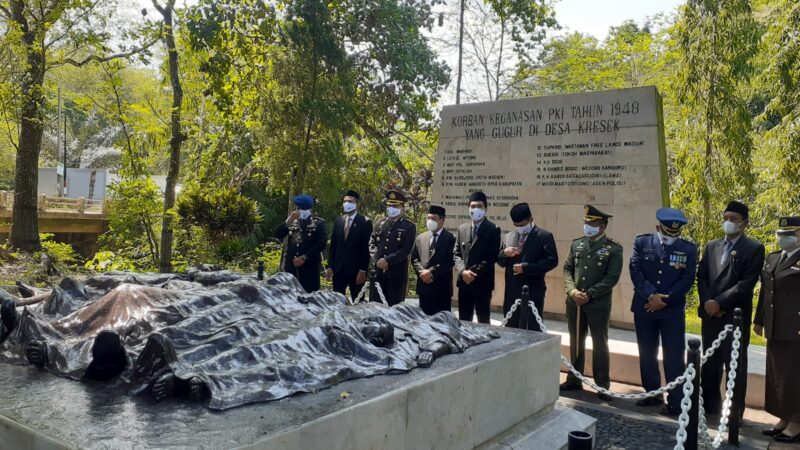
[[552, 0, 684, 39]]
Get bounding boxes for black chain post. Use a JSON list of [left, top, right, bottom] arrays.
[[257, 261, 265, 280], [686, 337, 701, 450], [520, 285, 531, 330], [728, 308, 744, 446]]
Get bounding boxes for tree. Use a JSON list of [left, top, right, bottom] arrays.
[[0, 0, 153, 251], [150, 0, 185, 273], [187, 0, 449, 206], [671, 0, 761, 243]]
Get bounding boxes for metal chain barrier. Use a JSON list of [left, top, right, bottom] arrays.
[[697, 327, 742, 448], [513, 297, 743, 450], [349, 281, 389, 306], [674, 364, 697, 450], [351, 282, 370, 305], [520, 299, 692, 401]]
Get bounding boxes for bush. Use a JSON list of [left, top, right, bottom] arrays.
[[38, 233, 81, 267], [85, 251, 135, 272], [177, 187, 261, 245]]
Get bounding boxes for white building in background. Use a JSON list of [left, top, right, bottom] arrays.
[[37, 168, 170, 199]]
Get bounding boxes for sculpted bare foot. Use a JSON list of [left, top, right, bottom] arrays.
[[188, 377, 207, 402], [26, 341, 48, 367], [417, 351, 434, 368], [152, 373, 176, 402]]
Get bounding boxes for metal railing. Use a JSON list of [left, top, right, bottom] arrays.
[[0, 191, 106, 215]]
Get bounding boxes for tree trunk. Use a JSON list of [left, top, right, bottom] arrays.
[[9, 4, 46, 252], [157, 2, 184, 273]]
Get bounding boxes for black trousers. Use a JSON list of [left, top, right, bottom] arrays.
[[458, 285, 491, 324], [332, 271, 364, 302], [701, 318, 750, 414], [370, 276, 407, 306]]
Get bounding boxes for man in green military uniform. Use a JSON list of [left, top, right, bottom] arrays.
[[560, 205, 623, 401]]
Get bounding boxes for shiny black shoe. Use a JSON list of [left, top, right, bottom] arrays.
[[635, 397, 663, 407], [773, 432, 800, 443], [597, 392, 613, 402], [660, 404, 680, 417], [559, 381, 582, 392], [762, 427, 786, 436]]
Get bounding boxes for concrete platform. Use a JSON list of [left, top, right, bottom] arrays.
[[0, 326, 594, 450]]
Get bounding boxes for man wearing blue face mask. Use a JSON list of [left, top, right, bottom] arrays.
[[326, 190, 373, 302], [497, 202, 558, 331], [275, 194, 327, 293], [561, 205, 622, 401], [629, 207, 697, 416], [368, 190, 416, 306]]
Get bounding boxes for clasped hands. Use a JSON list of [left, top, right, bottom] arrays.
[[703, 299, 725, 318], [645, 293, 669, 312], [570, 289, 590, 306]]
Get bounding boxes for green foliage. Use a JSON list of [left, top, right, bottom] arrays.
[[177, 186, 261, 244], [85, 251, 135, 272], [672, 0, 762, 244], [37, 233, 81, 267], [99, 177, 163, 270]]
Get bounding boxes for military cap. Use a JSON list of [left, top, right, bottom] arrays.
[[428, 205, 446, 217], [724, 201, 749, 220], [584, 204, 613, 222], [385, 189, 407, 205], [656, 207, 688, 236], [510, 202, 532, 222], [777, 216, 800, 232], [344, 190, 360, 200], [469, 191, 488, 206], [293, 194, 314, 210]]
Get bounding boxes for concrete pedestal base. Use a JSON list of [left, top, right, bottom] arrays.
[[0, 327, 594, 450]]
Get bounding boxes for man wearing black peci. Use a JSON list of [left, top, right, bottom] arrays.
[[697, 200, 765, 416], [497, 202, 558, 331], [326, 190, 373, 302], [453, 191, 501, 323], [411, 205, 456, 315]]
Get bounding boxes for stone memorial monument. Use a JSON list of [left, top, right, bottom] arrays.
[[433, 86, 668, 327]]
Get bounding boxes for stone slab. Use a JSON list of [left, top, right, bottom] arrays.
[[0, 326, 589, 450], [433, 87, 668, 327], [485, 404, 597, 450]]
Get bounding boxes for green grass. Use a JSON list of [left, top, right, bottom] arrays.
[[684, 309, 766, 347]]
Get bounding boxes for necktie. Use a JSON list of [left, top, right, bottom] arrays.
[[471, 224, 478, 242], [778, 252, 789, 269], [721, 240, 733, 265], [519, 233, 528, 247], [344, 216, 352, 239], [430, 232, 438, 257]]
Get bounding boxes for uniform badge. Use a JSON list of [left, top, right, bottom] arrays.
[[780, 218, 788, 227]]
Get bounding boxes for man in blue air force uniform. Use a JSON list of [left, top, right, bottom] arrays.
[[629, 207, 697, 416]]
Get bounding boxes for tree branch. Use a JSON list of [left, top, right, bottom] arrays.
[[54, 37, 158, 68]]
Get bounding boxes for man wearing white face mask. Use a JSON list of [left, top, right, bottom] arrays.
[[497, 202, 558, 331], [454, 191, 501, 323], [697, 200, 764, 416], [561, 205, 622, 401], [754, 216, 800, 443], [368, 190, 416, 306], [629, 207, 697, 416], [326, 190, 373, 302], [411, 205, 456, 315], [275, 194, 327, 293]]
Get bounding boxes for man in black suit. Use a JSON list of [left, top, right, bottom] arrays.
[[697, 200, 765, 415], [454, 191, 501, 323], [497, 202, 558, 331], [325, 190, 372, 302], [411, 205, 456, 315]]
